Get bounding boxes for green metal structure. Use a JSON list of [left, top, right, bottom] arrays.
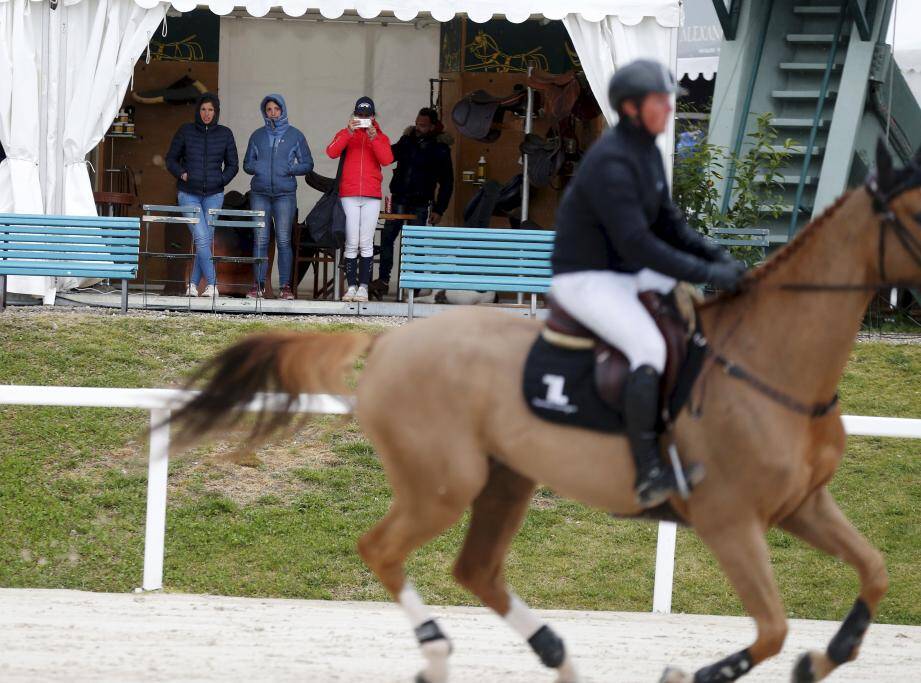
[[708, 0, 921, 245]]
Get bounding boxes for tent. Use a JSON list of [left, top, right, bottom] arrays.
[[0, 0, 680, 301]]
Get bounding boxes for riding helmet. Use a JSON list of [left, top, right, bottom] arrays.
[[608, 59, 686, 111]]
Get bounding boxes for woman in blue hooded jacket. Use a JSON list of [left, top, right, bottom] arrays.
[[243, 94, 314, 299]]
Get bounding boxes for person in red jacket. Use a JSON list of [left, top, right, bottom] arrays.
[[326, 96, 394, 302]]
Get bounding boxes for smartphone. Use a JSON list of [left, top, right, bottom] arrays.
[[354, 118, 372, 128]]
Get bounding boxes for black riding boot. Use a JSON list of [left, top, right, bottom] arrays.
[[358, 256, 373, 287], [624, 364, 679, 508], [344, 258, 358, 288]]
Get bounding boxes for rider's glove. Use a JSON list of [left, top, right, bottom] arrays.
[[706, 259, 747, 293]]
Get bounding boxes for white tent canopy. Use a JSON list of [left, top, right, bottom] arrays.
[[0, 0, 680, 301]]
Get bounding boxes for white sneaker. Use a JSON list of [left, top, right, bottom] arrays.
[[185, 284, 198, 297], [201, 285, 218, 298], [342, 285, 357, 302], [354, 285, 369, 302]]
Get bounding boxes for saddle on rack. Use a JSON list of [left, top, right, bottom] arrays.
[[451, 87, 529, 143], [523, 289, 708, 433], [520, 133, 563, 188]]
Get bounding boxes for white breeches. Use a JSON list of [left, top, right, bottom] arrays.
[[341, 196, 380, 258], [549, 269, 677, 373]]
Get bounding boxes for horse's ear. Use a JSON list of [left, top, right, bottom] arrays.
[[876, 138, 897, 191]]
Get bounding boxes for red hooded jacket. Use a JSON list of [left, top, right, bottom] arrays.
[[325, 122, 394, 199]]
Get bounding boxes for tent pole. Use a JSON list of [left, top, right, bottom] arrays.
[[521, 67, 534, 223]]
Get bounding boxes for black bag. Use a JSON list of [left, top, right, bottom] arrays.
[[304, 152, 346, 248]]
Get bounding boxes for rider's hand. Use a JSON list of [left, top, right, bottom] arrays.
[[367, 125, 377, 140], [706, 260, 746, 292], [347, 118, 358, 132]]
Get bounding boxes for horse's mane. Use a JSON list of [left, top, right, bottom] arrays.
[[698, 188, 859, 310]]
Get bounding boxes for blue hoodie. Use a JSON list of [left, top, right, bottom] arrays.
[[243, 94, 313, 197]]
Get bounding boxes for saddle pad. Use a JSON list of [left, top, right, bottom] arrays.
[[522, 336, 625, 433], [522, 328, 709, 435]]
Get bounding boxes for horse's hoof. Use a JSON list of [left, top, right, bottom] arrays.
[[554, 654, 581, 683], [659, 667, 692, 683], [792, 651, 834, 682]]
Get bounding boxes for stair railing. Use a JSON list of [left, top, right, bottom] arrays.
[[787, 0, 850, 239]]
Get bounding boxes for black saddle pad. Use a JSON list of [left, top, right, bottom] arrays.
[[523, 336, 625, 433], [522, 331, 708, 434]]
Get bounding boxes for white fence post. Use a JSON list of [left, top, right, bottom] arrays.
[[652, 521, 677, 614], [142, 409, 170, 591]]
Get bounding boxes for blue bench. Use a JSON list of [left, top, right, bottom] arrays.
[[399, 226, 553, 320], [711, 227, 770, 261], [0, 213, 141, 313]]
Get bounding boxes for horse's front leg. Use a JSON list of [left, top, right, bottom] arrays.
[[780, 486, 888, 682], [661, 517, 787, 682]]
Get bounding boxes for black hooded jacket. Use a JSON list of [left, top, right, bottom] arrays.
[[166, 93, 239, 197], [389, 128, 454, 214], [551, 118, 718, 281]]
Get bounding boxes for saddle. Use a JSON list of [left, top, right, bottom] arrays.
[[523, 289, 708, 433], [451, 87, 528, 143], [520, 133, 563, 188], [526, 70, 580, 122]]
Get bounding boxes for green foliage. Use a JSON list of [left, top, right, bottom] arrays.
[[673, 113, 795, 265]]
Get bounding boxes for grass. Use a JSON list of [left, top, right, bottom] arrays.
[[1, 309, 920, 625]]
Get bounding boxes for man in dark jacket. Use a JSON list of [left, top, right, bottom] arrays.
[[370, 107, 454, 297], [551, 60, 746, 508], [165, 93, 239, 297]]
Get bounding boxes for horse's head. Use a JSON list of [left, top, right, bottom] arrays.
[[867, 139, 921, 284]]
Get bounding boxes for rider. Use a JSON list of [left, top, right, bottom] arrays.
[[550, 59, 746, 508]]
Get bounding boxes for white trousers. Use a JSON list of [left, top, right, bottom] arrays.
[[550, 269, 677, 372], [341, 196, 381, 258]]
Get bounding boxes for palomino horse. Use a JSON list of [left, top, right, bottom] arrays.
[[170, 142, 921, 682]]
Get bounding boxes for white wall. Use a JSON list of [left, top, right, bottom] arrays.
[[219, 16, 439, 220]]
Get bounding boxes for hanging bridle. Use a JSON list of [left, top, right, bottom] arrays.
[[698, 166, 921, 419]]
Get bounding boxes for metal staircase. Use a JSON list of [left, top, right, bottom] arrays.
[[708, 0, 921, 246]]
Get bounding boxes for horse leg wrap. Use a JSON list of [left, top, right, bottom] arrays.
[[528, 624, 567, 669], [415, 619, 451, 649], [414, 620, 451, 683], [693, 649, 753, 682], [827, 599, 871, 665]]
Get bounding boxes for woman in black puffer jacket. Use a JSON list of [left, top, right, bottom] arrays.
[[166, 93, 239, 297]]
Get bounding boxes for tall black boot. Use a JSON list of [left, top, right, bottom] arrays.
[[358, 256, 373, 287], [624, 365, 678, 508], [344, 258, 358, 287]]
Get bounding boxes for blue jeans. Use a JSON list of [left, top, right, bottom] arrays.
[[379, 201, 429, 283], [250, 193, 297, 287], [178, 190, 224, 287]]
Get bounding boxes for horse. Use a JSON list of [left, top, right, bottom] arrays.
[[168, 141, 921, 683]]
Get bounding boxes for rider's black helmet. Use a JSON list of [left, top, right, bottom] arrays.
[[608, 59, 685, 113]]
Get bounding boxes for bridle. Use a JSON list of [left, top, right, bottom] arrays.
[[697, 166, 921, 419]]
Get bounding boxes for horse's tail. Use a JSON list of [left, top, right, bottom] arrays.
[[169, 330, 373, 452]]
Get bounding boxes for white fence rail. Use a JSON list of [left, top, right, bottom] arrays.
[[2, 385, 920, 611]]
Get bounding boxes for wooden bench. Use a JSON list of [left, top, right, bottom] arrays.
[[399, 226, 553, 320], [0, 213, 141, 313]]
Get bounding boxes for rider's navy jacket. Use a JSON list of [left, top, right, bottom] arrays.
[[551, 118, 717, 281]]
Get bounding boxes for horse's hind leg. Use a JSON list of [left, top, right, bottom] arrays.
[[662, 517, 787, 682], [357, 448, 486, 683], [780, 486, 888, 682], [452, 461, 580, 683]]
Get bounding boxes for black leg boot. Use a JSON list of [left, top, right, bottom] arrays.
[[356, 256, 373, 302], [343, 258, 358, 301], [624, 364, 678, 508]]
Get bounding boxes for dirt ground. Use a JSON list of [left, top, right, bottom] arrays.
[[1, 588, 919, 683]]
